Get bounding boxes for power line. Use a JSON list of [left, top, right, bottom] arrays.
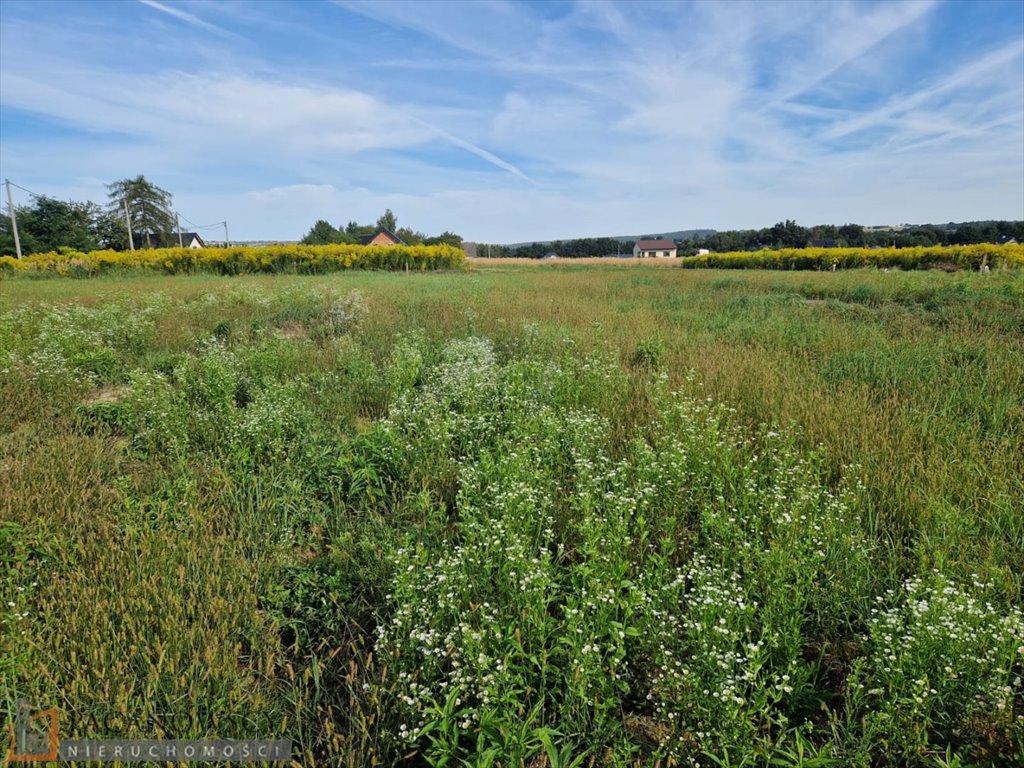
[[5, 179, 232, 246], [7, 181, 46, 200], [176, 212, 225, 230], [176, 211, 231, 247], [6, 182, 219, 226]]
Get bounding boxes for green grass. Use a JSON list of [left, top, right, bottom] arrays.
[[2, 266, 1022, 766]]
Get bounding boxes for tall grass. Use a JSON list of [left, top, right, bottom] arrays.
[[2, 267, 1022, 766]]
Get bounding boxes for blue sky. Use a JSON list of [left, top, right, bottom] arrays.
[[1, 0, 1022, 242]]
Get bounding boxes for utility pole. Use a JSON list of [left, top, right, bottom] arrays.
[[4, 179, 22, 259], [176, 213, 183, 248], [223, 221, 230, 247], [124, 199, 135, 251]]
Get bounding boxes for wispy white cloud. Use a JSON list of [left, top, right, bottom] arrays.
[[0, 64, 431, 156], [2, 0, 1022, 240], [137, 0, 240, 39], [410, 117, 532, 182], [766, 0, 940, 104], [244, 183, 340, 201], [1, 61, 532, 188], [820, 40, 1024, 142]]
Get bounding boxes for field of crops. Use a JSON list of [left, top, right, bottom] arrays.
[[2, 265, 1022, 766]]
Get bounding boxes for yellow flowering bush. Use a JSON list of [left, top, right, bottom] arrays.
[[679, 243, 1024, 270], [0, 242, 466, 277]]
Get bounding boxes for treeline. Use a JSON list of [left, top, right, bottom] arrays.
[[474, 237, 634, 259], [1, 190, 470, 258], [473, 220, 1024, 259], [689, 219, 1024, 254], [300, 208, 463, 247], [0, 175, 204, 257], [0, 196, 131, 255]]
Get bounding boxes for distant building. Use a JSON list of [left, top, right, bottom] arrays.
[[809, 239, 838, 248], [696, 248, 710, 255], [178, 232, 206, 249], [133, 232, 206, 249], [361, 229, 404, 246], [633, 239, 677, 258]]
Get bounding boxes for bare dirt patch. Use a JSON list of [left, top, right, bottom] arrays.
[[276, 322, 308, 340], [81, 386, 129, 406]]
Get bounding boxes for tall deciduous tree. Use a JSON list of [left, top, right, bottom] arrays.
[[395, 226, 425, 245], [768, 219, 809, 249], [376, 208, 397, 233], [838, 223, 866, 247], [423, 231, 464, 246], [301, 219, 344, 245], [106, 175, 174, 248], [343, 220, 373, 239], [89, 205, 131, 251], [424, 230, 464, 247], [0, 196, 100, 255]]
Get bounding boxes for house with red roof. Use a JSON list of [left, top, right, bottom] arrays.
[[361, 229, 404, 246]]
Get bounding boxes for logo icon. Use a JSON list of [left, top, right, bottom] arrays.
[[6, 699, 58, 762]]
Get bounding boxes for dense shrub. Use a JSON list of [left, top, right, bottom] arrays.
[[679, 243, 1024, 271], [0, 242, 466, 276]]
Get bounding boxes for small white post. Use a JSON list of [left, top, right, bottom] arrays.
[[5, 179, 22, 259], [124, 199, 135, 251]]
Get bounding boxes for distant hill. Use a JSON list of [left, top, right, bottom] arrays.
[[615, 229, 716, 243], [504, 229, 715, 247]]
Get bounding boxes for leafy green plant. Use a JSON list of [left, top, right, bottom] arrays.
[[847, 572, 1024, 762], [630, 335, 666, 371]]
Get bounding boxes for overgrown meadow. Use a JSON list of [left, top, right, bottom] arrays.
[[2, 265, 1022, 766]]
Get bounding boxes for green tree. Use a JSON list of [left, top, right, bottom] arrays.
[[89, 205, 131, 251], [424, 231, 463, 247], [106, 175, 174, 248], [300, 219, 344, 245], [395, 226, 425, 245], [838, 223, 866, 247], [376, 208, 397, 233], [0, 196, 100, 255], [345, 221, 375, 240], [766, 219, 809, 249]]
